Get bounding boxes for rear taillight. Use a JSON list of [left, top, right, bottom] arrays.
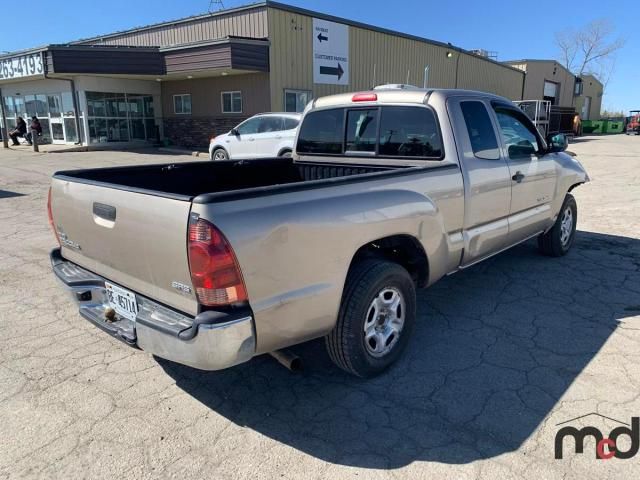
[[187, 217, 247, 306], [47, 187, 60, 246]]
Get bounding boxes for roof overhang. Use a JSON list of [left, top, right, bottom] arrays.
[[0, 38, 269, 84], [161, 37, 269, 75]]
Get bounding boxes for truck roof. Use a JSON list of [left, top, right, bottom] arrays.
[[309, 87, 511, 111]]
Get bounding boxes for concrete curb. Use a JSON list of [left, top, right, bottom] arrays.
[[157, 147, 205, 157]]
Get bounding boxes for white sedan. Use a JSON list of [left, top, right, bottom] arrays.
[[209, 113, 301, 160]]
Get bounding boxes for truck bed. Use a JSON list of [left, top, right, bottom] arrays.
[[54, 158, 402, 202]]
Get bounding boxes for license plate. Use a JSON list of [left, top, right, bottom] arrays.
[[105, 282, 138, 322]]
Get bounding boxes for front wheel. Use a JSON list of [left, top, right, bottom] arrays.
[[326, 259, 416, 377], [211, 148, 228, 161], [538, 194, 577, 256]]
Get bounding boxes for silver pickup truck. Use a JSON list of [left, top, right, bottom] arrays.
[[49, 88, 588, 377]]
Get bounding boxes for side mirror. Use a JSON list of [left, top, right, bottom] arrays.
[[230, 128, 239, 136], [547, 133, 568, 152]]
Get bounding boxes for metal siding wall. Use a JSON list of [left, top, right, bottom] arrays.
[[510, 61, 576, 107], [574, 75, 603, 119], [268, 8, 524, 110], [79, 9, 268, 47], [457, 54, 524, 100]]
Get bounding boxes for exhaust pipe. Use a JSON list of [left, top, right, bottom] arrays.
[[269, 349, 302, 372]]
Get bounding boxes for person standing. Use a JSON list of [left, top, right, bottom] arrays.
[[8, 116, 27, 146]]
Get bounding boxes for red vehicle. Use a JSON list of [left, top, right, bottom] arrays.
[[626, 110, 640, 135]]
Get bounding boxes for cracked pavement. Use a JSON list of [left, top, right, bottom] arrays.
[[0, 137, 639, 479]]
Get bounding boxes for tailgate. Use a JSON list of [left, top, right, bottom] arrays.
[[50, 177, 198, 316]]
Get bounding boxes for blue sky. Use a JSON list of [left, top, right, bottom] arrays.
[[1, 0, 637, 113]]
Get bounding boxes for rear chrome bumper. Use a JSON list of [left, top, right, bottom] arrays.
[[50, 248, 256, 371]]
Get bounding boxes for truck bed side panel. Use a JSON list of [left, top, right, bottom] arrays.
[[193, 166, 464, 354]]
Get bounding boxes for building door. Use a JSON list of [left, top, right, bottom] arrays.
[[543, 81, 559, 105], [581, 96, 591, 120], [48, 95, 65, 144]]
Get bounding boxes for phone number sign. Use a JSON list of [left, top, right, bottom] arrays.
[[0, 53, 44, 80]]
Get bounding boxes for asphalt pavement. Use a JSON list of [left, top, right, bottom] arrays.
[[0, 137, 638, 479]]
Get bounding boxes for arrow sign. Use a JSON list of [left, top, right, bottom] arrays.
[[319, 63, 344, 80], [317, 33, 328, 43]]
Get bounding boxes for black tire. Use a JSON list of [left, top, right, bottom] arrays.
[[211, 148, 228, 161], [279, 149, 292, 158], [538, 194, 577, 257], [326, 259, 416, 378]]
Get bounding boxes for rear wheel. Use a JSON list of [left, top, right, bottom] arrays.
[[538, 194, 577, 257], [211, 148, 228, 161], [279, 149, 292, 158], [326, 259, 416, 377]]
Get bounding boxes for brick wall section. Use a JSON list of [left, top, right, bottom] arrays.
[[163, 116, 247, 148]]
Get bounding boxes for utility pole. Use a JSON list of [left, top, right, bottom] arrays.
[[0, 88, 8, 149]]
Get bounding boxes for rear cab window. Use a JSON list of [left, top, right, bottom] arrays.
[[297, 105, 443, 160], [296, 109, 344, 154]]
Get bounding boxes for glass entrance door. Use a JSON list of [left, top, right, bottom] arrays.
[[47, 95, 65, 144]]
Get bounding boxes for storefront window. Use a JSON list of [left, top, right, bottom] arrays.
[[35, 94, 47, 116], [61, 92, 75, 116], [128, 96, 144, 117], [2, 92, 81, 144], [87, 92, 106, 117], [48, 95, 62, 117], [86, 91, 157, 143], [25, 95, 37, 117], [3, 96, 14, 116], [14, 97, 24, 117], [144, 96, 154, 117]]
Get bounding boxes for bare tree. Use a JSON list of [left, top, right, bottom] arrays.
[[555, 19, 625, 89]]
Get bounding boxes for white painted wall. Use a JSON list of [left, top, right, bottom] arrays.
[[1, 78, 72, 96]]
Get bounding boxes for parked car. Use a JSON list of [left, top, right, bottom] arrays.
[[209, 113, 301, 160], [49, 88, 588, 378]]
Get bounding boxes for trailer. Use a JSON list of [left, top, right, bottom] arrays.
[[514, 100, 579, 137]]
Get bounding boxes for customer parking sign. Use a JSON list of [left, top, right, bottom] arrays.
[[313, 18, 349, 85]]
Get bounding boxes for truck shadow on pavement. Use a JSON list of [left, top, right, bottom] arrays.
[[158, 230, 639, 467]]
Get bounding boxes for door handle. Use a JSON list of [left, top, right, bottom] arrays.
[[248, 137, 255, 141], [275, 135, 282, 139], [512, 171, 525, 183]]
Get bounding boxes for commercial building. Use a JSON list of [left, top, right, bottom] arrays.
[[0, 1, 525, 148], [574, 74, 603, 120], [503, 59, 603, 120]]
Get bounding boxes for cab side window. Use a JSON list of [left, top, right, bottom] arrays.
[[493, 107, 541, 159], [460, 101, 499, 160], [378, 106, 442, 158]]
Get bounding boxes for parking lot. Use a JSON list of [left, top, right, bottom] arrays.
[[0, 136, 638, 479]]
